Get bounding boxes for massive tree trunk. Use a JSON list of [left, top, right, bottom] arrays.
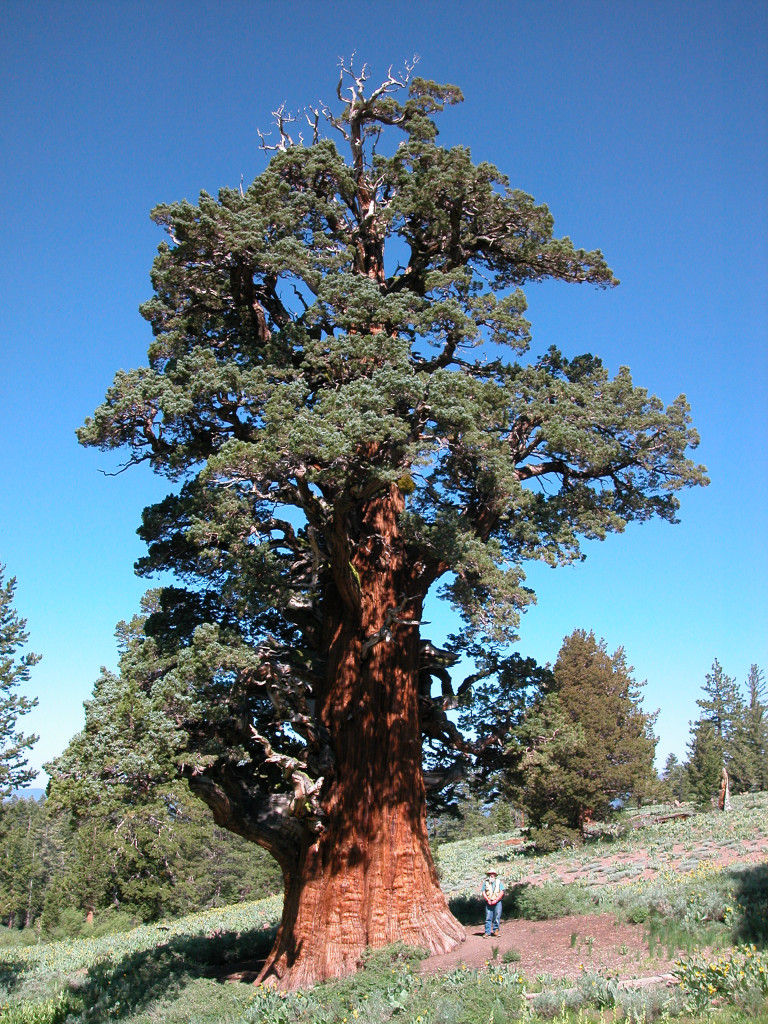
[[258, 485, 465, 987]]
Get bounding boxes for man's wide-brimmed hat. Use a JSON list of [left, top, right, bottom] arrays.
[[486, 868, 497, 875]]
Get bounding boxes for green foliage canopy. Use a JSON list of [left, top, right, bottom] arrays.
[[76, 64, 708, 862], [0, 564, 39, 800], [547, 630, 659, 820], [687, 660, 767, 800], [44, 594, 282, 925], [465, 629, 660, 844]]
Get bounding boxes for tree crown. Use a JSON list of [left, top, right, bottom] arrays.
[[0, 564, 40, 799], [77, 62, 708, 823]]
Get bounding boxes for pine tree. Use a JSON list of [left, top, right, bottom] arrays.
[[728, 665, 768, 793], [661, 752, 690, 803], [0, 564, 40, 799], [696, 660, 742, 754], [78, 61, 707, 985], [543, 630, 659, 825], [507, 691, 585, 848], [45, 659, 178, 922], [744, 665, 768, 791], [456, 650, 585, 845], [0, 796, 48, 928], [457, 652, 556, 799], [686, 718, 723, 806], [687, 659, 762, 796], [45, 595, 282, 924]]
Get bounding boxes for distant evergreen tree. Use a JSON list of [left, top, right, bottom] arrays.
[[728, 665, 768, 793], [45, 595, 281, 925], [0, 793, 78, 933], [686, 718, 723, 805], [490, 799, 515, 832], [745, 665, 768, 790], [696, 660, 742, 757], [508, 691, 585, 848], [457, 652, 557, 807], [686, 660, 767, 798], [0, 789, 284, 934], [661, 752, 690, 802], [0, 797, 48, 928], [545, 630, 659, 825], [427, 784, 499, 844], [465, 630, 659, 846], [0, 565, 39, 799]]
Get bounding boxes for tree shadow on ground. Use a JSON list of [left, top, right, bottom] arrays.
[[731, 862, 768, 947], [448, 883, 535, 928], [448, 894, 485, 928], [70, 924, 276, 1020], [450, 879, 600, 930], [0, 955, 30, 994]]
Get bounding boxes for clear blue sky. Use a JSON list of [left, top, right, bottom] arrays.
[[1, 0, 766, 781]]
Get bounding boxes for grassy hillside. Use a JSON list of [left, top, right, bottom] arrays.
[[437, 792, 767, 938], [0, 792, 766, 1023]]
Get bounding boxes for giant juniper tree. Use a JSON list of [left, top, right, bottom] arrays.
[[79, 61, 708, 986]]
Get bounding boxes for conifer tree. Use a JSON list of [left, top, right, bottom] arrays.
[[456, 651, 585, 847], [686, 718, 723, 805], [744, 665, 768, 790], [78, 61, 707, 985], [46, 595, 282, 923], [505, 691, 585, 849], [0, 564, 40, 800], [727, 664, 767, 793], [0, 797, 48, 928], [532, 630, 658, 827], [686, 658, 762, 796], [696, 659, 742, 754], [661, 752, 690, 803]]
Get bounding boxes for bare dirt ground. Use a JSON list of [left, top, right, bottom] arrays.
[[519, 835, 768, 888], [421, 913, 676, 983], [422, 828, 768, 985], [225, 827, 768, 987], [223, 913, 673, 986]]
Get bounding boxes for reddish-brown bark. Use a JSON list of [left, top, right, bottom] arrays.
[[258, 486, 465, 987]]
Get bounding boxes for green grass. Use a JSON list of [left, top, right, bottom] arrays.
[[0, 793, 765, 1022]]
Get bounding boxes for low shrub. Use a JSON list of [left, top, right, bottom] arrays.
[[42, 907, 137, 942], [0, 930, 38, 950], [576, 969, 618, 1008], [625, 904, 649, 924], [615, 984, 685, 1021], [529, 985, 583, 1018], [528, 823, 581, 853], [244, 957, 527, 1024], [674, 944, 768, 1015], [0, 991, 81, 1024], [511, 882, 594, 921]]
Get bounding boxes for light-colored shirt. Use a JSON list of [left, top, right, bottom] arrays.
[[481, 877, 504, 901]]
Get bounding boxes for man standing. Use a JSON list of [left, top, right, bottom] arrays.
[[480, 868, 504, 936]]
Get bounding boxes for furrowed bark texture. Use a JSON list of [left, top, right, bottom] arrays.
[[259, 486, 465, 987]]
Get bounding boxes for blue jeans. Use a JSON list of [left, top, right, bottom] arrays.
[[485, 900, 502, 935]]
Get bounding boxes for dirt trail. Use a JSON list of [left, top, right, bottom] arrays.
[[421, 913, 676, 982]]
